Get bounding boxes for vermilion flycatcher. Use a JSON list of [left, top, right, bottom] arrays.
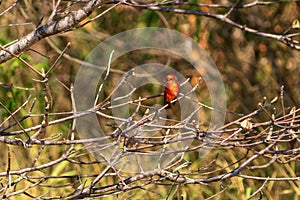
[[164, 74, 179, 108]]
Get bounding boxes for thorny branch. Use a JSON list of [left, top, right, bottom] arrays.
[[0, 0, 300, 199]]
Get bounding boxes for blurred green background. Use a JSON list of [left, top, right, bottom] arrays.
[[0, 0, 299, 199]]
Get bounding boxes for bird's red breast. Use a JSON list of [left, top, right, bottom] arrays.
[[164, 74, 179, 107]]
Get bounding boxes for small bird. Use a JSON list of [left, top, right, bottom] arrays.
[[164, 74, 179, 108]]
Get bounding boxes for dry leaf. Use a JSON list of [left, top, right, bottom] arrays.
[[241, 118, 253, 130], [292, 19, 300, 29]]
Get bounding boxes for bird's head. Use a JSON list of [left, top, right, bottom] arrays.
[[165, 74, 178, 82]]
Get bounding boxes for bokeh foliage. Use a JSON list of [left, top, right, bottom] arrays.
[[0, 0, 299, 199]]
